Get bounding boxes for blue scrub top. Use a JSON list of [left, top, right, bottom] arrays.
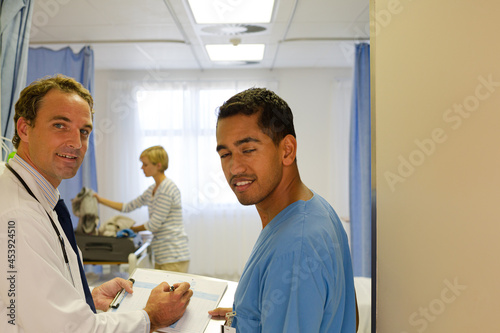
[[232, 192, 357, 332]]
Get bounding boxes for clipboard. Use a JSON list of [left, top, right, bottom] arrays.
[[110, 268, 228, 333]]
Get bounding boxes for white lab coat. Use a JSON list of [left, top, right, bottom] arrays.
[[0, 159, 150, 332]]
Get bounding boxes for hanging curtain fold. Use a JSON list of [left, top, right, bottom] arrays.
[[349, 43, 372, 277], [1, 0, 34, 157], [26, 46, 97, 226]]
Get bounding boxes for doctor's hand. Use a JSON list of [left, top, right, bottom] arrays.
[[91, 277, 134, 311], [144, 281, 193, 333], [208, 307, 233, 320]]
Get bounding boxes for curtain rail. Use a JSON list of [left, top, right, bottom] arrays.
[[29, 37, 369, 46], [282, 37, 370, 42], [29, 39, 186, 45]]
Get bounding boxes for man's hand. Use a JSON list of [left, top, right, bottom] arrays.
[[208, 307, 232, 320], [144, 282, 193, 332], [91, 277, 134, 311]]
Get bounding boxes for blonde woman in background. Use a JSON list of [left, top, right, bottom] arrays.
[[95, 145, 190, 272]]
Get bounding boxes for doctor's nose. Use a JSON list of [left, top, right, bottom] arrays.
[[66, 130, 83, 149]]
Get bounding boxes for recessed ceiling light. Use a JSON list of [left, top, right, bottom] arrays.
[[187, 0, 275, 24], [201, 24, 267, 35], [205, 44, 265, 62]]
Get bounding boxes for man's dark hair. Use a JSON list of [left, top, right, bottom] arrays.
[[217, 87, 296, 146]]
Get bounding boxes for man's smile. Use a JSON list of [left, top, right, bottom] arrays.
[[56, 153, 77, 159], [231, 177, 255, 192]]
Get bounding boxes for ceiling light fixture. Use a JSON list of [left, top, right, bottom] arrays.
[[201, 24, 267, 36], [187, 0, 275, 24], [205, 43, 265, 62]]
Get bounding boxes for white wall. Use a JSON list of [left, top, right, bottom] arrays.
[[93, 67, 353, 220], [373, 0, 500, 331]]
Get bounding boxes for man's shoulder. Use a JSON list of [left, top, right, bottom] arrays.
[[272, 195, 347, 251], [0, 172, 21, 206], [278, 194, 339, 226], [0, 172, 44, 218]]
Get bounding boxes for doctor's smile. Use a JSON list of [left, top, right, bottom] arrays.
[[56, 153, 78, 159]]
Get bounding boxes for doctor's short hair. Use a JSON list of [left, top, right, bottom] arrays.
[[216, 87, 296, 146], [141, 146, 169, 172], [12, 74, 94, 149]]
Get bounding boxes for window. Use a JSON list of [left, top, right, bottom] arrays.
[[135, 81, 277, 208]]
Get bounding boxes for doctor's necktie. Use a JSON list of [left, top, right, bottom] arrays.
[[54, 198, 97, 313]]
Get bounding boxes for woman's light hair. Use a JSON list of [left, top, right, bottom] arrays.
[[140, 145, 169, 172]]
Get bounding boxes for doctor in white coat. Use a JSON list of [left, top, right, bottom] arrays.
[[0, 75, 192, 333]]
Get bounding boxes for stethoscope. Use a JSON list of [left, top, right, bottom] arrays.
[[6, 163, 76, 286]]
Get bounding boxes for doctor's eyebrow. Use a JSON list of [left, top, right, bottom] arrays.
[[50, 115, 94, 131], [216, 137, 261, 152]]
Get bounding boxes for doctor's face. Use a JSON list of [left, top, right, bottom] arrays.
[[17, 89, 93, 188], [216, 113, 283, 207]]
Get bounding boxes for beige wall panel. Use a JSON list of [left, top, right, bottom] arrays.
[[373, 0, 500, 331]]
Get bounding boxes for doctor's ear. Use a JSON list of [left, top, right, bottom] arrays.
[[281, 134, 297, 166], [16, 117, 31, 142]]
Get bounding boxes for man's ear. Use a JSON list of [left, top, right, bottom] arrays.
[[17, 117, 31, 143], [281, 134, 297, 166]]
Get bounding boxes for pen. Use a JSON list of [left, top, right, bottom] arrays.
[[170, 285, 175, 292], [110, 278, 135, 309]]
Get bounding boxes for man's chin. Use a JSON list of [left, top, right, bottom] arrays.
[[235, 194, 257, 206], [60, 167, 80, 180]]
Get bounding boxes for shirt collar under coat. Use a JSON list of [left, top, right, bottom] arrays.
[[11, 154, 60, 209]]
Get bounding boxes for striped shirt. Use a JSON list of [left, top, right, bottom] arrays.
[[12, 154, 59, 208], [122, 178, 190, 264]]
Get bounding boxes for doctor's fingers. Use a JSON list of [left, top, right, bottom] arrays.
[[170, 281, 191, 293], [165, 283, 193, 305], [155, 282, 192, 300], [113, 277, 134, 293]]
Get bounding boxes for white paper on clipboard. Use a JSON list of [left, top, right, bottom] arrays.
[[111, 268, 228, 333]]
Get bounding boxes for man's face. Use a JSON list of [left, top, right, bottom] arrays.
[[18, 89, 93, 188], [216, 113, 283, 206]]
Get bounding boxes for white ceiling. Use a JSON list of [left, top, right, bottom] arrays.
[[29, 0, 369, 71]]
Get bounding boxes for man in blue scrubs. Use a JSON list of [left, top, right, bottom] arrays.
[[211, 88, 358, 332]]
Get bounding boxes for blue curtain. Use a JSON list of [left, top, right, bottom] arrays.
[[27, 46, 97, 226], [1, 0, 33, 157], [349, 43, 371, 277]]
